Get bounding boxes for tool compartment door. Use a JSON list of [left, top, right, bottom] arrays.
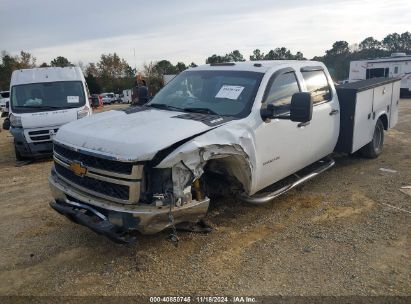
[[390, 80, 401, 128], [373, 83, 393, 114], [352, 90, 374, 153]]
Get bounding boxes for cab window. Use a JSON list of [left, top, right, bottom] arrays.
[[264, 72, 300, 114], [301, 70, 331, 104]]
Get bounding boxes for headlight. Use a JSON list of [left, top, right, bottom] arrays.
[[77, 106, 90, 119], [9, 114, 22, 127]]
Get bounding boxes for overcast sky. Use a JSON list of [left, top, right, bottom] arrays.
[[0, 0, 410, 70]]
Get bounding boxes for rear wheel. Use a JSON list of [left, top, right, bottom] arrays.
[[360, 119, 384, 158]]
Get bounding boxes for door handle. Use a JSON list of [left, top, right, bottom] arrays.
[[297, 121, 310, 128], [329, 109, 339, 116]]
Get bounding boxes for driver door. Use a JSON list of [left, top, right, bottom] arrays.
[[254, 69, 313, 191]]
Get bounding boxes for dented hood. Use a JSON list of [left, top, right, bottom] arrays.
[[55, 108, 220, 161]]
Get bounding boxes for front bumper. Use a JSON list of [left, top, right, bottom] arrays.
[[49, 169, 210, 240], [50, 200, 137, 243], [10, 127, 53, 158]]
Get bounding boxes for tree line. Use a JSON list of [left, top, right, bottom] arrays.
[[0, 31, 410, 94], [313, 32, 411, 80]]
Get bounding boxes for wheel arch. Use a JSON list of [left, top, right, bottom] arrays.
[[158, 143, 255, 196], [203, 153, 253, 194], [378, 113, 389, 130]]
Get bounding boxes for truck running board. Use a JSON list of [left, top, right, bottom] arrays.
[[240, 157, 335, 205]]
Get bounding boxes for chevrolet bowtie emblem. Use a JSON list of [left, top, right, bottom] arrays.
[[69, 162, 87, 176]]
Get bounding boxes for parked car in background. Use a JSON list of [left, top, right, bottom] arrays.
[[7, 66, 92, 160], [100, 93, 115, 104], [122, 89, 132, 103], [0, 91, 10, 115], [90, 94, 103, 108], [114, 94, 122, 103]]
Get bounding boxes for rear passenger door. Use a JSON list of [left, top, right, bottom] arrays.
[[300, 67, 340, 162]]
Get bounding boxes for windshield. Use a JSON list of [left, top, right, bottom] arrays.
[[148, 70, 264, 117], [11, 81, 86, 113]]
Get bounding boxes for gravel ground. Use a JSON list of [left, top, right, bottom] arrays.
[[0, 102, 409, 296]]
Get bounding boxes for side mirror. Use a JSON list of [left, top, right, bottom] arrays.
[[290, 92, 313, 123], [260, 92, 313, 123]]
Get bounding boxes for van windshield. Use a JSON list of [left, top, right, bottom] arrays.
[[148, 70, 264, 118], [11, 81, 86, 113]]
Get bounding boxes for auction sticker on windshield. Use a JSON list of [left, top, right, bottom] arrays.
[[67, 96, 79, 103], [215, 85, 244, 100]]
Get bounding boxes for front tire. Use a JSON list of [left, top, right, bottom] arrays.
[[14, 144, 24, 161], [360, 119, 384, 158]]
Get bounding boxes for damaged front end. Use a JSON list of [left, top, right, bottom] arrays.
[[48, 117, 255, 243], [49, 142, 211, 243]]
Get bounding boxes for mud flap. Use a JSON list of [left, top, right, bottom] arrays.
[[50, 201, 137, 244]]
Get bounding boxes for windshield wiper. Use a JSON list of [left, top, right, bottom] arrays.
[[183, 107, 219, 115], [13, 105, 63, 110], [147, 104, 183, 111], [13, 105, 84, 110]]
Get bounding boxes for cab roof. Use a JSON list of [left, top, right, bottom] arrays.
[[190, 60, 324, 73], [10, 66, 85, 86]]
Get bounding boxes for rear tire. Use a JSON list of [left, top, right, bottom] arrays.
[[360, 119, 384, 158]]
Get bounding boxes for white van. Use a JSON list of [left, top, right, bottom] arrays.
[[8, 67, 92, 160], [0, 91, 10, 113], [122, 89, 132, 103]]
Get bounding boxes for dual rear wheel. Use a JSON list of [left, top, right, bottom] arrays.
[[360, 118, 384, 158]]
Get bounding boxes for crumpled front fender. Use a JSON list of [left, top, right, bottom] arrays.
[[156, 123, 257, 194]]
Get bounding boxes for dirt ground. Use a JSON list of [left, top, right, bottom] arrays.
[[0, 102, 410, 296]]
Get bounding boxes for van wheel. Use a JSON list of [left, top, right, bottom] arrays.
[[361, 119, 384, 158], [14, 144, 24, 161]]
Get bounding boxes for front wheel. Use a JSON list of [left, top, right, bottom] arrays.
[[14, 144, 24, 161], [360, 119, 384, 158]]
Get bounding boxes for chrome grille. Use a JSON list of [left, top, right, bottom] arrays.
[[53, 143, 142, 204], [54, 163, 130, 200], [53, 144, 134, 175]]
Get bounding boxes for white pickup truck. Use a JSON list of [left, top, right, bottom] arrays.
[[49, 61, 400, 243]]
